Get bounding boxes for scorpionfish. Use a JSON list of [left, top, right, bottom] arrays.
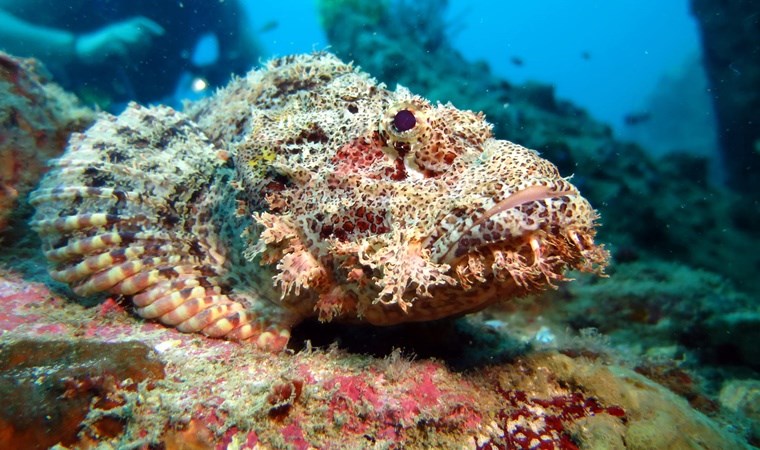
[[30, 53, 608, 350]]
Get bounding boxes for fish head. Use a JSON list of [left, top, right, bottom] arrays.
[[225, 55, 608, 324]]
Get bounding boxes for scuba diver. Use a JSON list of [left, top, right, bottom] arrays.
[[0, 0, 262, 109]]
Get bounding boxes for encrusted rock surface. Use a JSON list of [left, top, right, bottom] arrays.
[[0, 268, 748, 449], [0, 51, 94, 234]]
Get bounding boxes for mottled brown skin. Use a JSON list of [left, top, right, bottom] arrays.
[[31, 53, 607, 350]]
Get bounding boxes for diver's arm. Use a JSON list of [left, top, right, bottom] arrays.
[[0, 10, 164, 66], [0, 10, 76, 63]]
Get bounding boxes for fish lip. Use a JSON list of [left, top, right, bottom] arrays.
[[432, 184, 576, 264]]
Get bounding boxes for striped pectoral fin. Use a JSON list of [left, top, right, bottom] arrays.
[[27, 104, 297, 348], [35, 218, 293, 350], [130, 279, 293, 351], [35, 219, 293, 350]]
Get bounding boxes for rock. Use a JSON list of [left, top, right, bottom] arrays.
[[719, 379, 760, 446], [0, 339, 164, 448], [690, 0, 760, 193], [706, 311, 760, 371], [0, 51, 94, 234]]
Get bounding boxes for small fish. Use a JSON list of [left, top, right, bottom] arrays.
[[581, 51, 591, 61], [259, 20, 279, 34], [510, 56, 524, 67], [624, 112, 651, 126]]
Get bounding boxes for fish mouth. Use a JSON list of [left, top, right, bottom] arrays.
[[432, 183, 576, 264], [329, 181, 604, 322]]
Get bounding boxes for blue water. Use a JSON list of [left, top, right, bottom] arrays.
[[247, 1, 702, 136]]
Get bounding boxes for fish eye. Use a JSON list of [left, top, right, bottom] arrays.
[[382, 102, 426, 145], [393, 109, 416, 132]]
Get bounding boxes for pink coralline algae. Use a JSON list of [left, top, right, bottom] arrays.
[[0, 268, 748, 448]]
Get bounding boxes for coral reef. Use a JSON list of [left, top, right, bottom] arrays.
[[0, 269, 749, 448], [690, 0, 760, 193], [720, 379, 760, 446], [30, 53, 606, 348], [556, 260, 753, 363], [472, 257, 760, 422], [0, 51, 94, 235]]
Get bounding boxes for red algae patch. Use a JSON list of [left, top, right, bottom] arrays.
[[492, 390, 625, 449]]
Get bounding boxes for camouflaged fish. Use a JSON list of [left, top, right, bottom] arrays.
[[30, 53, 608, 350]]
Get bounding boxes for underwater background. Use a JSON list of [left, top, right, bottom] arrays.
[[250, 1, 711, 156], [0, 0, 759, 448]]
